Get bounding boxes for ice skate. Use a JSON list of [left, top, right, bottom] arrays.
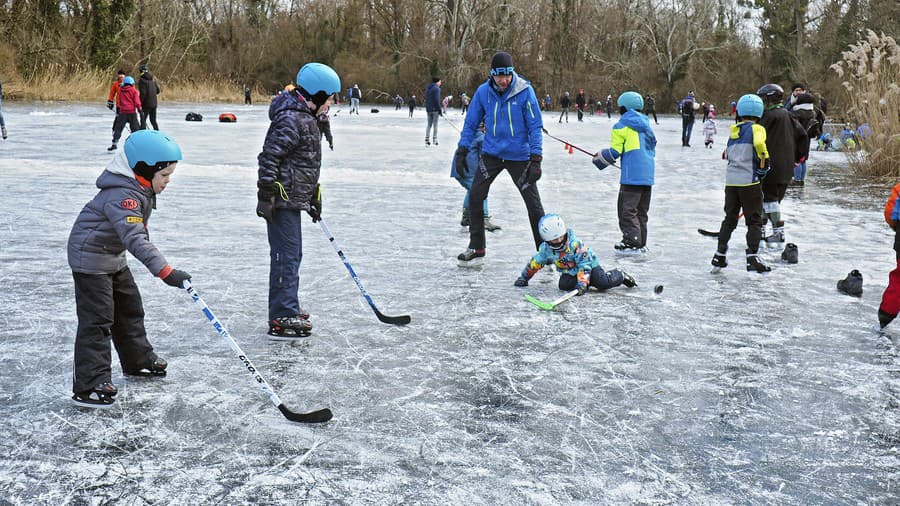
[[1, 125, 7, 140], [614, 241, 647, 255], [621, 271, 637, 288], [107, 142, 117, 151], [711, 251, 727, 273], [765, 226, 785, 248], [483, 216, 502, 232], [71, 382, 118, 408], [457, 248, 485, 267], [746, 251, 771, 273], [460, 209, 470, 228], [126, 356, 168, 377], [781, 243, 798, 264], [268, 316, 312, 341]]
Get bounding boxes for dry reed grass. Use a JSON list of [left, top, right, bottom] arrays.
[[830, 31, 900, 178]]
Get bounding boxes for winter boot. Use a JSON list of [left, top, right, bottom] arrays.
[[457, 248, 486, 262], [621, 271, 637, 287], [484, 216, 502, 232], [268, 316, 313, 340], [107, 142, 117, 151], [72, 381, 118, 408], [126, 356, 168, 377], [837, 270, 863, 297], [711, 252, 728, 269], [878, 309, 896, 329], [746, 250, 771, 273], [781, 243, 798, 264], [1, 125, 7, 140], [460, 208, 470, 227]]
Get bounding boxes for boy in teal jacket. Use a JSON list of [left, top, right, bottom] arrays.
[[592, 91, 657, 252]]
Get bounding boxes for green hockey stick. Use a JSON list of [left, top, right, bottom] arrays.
[[525, 289, 579, 310]]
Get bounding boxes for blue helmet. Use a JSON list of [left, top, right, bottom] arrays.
[[122, 76, 135, 86], [736, 94, 764, 119], [617, 91, 644, 112], [124, 130, 183, 170], [296, 63, 341, 96]]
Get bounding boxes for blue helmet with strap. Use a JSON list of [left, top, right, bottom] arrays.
[[124, 130, 182, 170], [617, 91, 644, 112], [122, 76, 135, 86], [296, 63, 341, 96], [736, 94, 764, 119]]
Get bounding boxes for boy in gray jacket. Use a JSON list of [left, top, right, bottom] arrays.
[[67, 130, 190, 408]]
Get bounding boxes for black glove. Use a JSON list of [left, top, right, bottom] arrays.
[[329, 142, 334, 151], [106, 100, 114, 110], [517, 154, 542, 190], [514, 276, 529, 287], [576, 284, 588, 296], [307, 184, 322, 222], [162, 269, 191, 289], [256, 181, 277, 222], [454, 146, 469, 177]]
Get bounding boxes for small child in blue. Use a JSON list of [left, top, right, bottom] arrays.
[[514, 214, 635, 295], [450, 122, 500, 231]]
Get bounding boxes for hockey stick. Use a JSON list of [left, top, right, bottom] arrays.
[[525, 289, 579, 311], [541, 127, 598, 157], [184, 281, 333, 424], [319, 219, 412, 325], [443, 116, 462, 133], [698, 213, 744, 238]]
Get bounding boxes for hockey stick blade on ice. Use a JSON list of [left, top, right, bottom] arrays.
[[698, 228, 720, 238], [525, 289, 579, 310], [184, 281, 333, 424], [319, 219, 411, 325]]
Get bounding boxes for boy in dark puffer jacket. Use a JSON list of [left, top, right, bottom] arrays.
[[256, 63, 341, 340]]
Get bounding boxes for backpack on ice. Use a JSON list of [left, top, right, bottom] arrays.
[[185, 112, 203, 122]]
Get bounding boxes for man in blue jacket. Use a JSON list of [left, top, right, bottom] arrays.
[[454, 51, 545, 262], [425, 77, 442, 145]]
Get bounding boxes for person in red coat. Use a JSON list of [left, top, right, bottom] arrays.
[[109, 76, 142, 151], [879, 183, 900, 328]]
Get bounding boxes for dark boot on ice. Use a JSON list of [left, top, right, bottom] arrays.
[[72, 381, 118, 408], [878, 309, 896, 329], [484, 216, 502, 232], [460, 208, 470, 227], [457, 248, 485, 262], [781, 243, 799, 264], [268, 316, 312, 340], [621, 271, 637, 287], [126, 356, 168, 377], [711, 251, 728, 269], [746, 250, 771, 273], [107, 142, 117, 151], [1, 125, 7, 140], [837, 270, 863, 297]]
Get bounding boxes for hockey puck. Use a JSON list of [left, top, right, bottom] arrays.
[[654, 285, 664, 294]]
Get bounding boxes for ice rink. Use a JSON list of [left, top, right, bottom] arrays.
[[0, 100, 898, 504]]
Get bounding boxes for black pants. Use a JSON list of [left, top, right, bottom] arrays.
[[72, 268, 156, 393], [761, 182, 788, 204], [140, 107, 158, 130], [617, 184, 652, 247], [112, 113, 140, 143], [717, 185, 765, 254], [647, 109, 658, 124], [681, 117, 694, 146], [559, 266, 624, 291], [468, 154, 544, 250]]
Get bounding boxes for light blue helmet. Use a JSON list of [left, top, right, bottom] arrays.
[[736, 94, 764, 119], [617, 91, 644, 112], [296, 63, 341, 96], [122, 76, 135, 86], [124, 130, 183, 170]]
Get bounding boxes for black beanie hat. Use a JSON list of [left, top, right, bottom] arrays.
[[432, 77, 441, 83], [490, 51, 514, 76]]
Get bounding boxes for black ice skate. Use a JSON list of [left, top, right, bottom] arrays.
[[126, 356, 168, 377], [621, 271, 637, 287], [837, 270, 863, 297], [711, 252, 728, 272], [746, 251, 771, 273], [457, 248, 486, 262], [107, 142, 117, 151], [268, 316, 312, 341], [781, 243, 799, 264], [71, 382, 118, 408]]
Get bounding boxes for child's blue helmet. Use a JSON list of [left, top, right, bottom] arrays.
[[124, 130, 182, 170], [122, 76, 135, 86], [736, 94, 764, 119], [296, 63, 341, 96], [617, 91, 644, 112]]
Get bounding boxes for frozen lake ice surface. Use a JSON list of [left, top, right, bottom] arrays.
[[0, 101, 898, 504]]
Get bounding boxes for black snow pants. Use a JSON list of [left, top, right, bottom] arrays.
[[112, 113, 141, 144], [717, 185, 765, 254], [468, 154, 544, 251]]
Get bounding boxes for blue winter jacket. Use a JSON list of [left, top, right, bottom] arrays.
[[425, 82, 442, 113], [458, 73, 543, 161], [520, 229, 600, 287], [257, 90, 321, 211], [595, 110, 656, 186]]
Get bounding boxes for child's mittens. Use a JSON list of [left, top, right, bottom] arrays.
[[592, 150, 616, 170], [514, 276, 529, 287]]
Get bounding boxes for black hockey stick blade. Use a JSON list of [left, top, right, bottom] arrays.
[[697, 228, 720, 238], [278, 404, 334, 424], [375, 309, 411, 325]]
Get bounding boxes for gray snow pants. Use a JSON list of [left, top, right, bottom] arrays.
[[426, 111, 440, 142]]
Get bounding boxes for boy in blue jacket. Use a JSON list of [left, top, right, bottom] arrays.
[[513, 214, 635, 294], [593, 91, 657, 252], [450, 122, 500, 231]]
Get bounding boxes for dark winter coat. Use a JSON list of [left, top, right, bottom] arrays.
[[575, 93, 586, 110], [425, 82, 441, 112], [138, 72, 161, 109], [759, 105, 809, 185], [560, 95, 571, 109], [68, 152, 168, 276], [257, 90, 321, 212], [790, 103, 824, 140]]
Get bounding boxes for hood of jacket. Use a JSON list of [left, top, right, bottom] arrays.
[[140, 71, 155, 81], [618, 110, 653, 134], [268, 90, 311, 121], [488, 72, 531, 100], [96, 151, 145, 190]]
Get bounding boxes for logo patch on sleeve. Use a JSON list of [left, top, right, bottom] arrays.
[[126, 216, 143, 223], [121, 198, 139, 210]]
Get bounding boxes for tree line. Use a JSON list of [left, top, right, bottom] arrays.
[[0, 0, 897, 112]]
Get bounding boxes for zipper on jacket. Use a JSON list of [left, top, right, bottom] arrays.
[[492, 102, 498, 136], [507, 102, 514, 136]]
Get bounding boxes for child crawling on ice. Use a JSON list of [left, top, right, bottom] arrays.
[[513, 214, 636, 295]]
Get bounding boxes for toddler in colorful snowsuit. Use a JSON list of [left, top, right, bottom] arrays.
[[67, 130, 189, 408], [514, 214, 635, 295]]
